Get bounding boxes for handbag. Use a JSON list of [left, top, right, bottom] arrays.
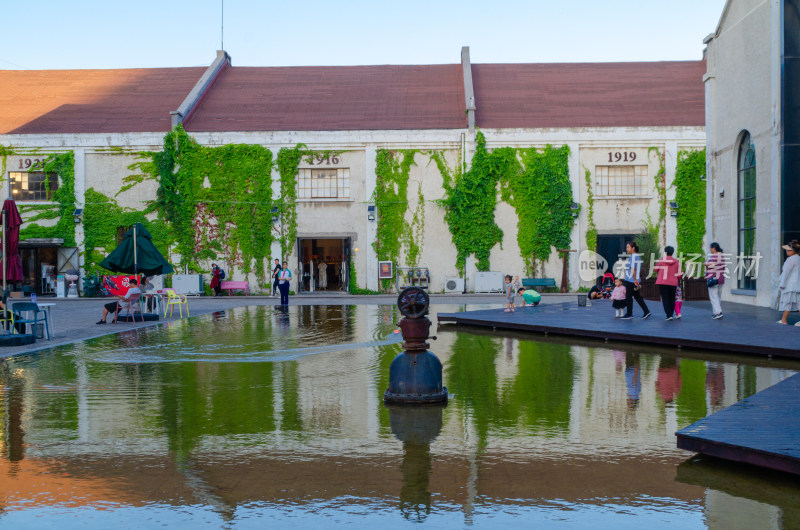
[[707, 277, 719, 288]]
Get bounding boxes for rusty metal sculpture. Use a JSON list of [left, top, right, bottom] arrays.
[[384, 287, 448, 404]]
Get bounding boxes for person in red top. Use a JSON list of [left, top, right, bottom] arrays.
[[654, 246, 683, 320]]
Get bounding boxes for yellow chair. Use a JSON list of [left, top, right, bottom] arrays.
[[164, 289, 189, 318], [0, 309, 16, 334]]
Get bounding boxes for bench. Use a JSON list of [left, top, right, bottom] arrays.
[[522, 278, 557, 289], [220, 280, 249, 296]]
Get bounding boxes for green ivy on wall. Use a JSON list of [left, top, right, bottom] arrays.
[[673, 148, 707, 257], [373, 149, 420, 286], [649, 146, 667, 246], [583, 167, 597, 251], [434, 133, 576, 275], [435, 132, 507, 272], [504, 144, 574, 276], [152, 126, 275, 281], [83, 188, 172, 274], [275, 145, 305, 261], [19, 152, 77, 246], [348, 256, 381, 295], [404, 183, 425, 268]]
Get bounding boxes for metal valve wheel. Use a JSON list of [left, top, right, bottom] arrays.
[[397, 286, 429, 318]]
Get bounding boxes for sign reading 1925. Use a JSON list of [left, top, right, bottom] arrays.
[[607, 151, 638, 162], [17, 158, 47, 169]]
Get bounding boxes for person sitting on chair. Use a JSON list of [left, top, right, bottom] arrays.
[[97, 279, 141, 324]]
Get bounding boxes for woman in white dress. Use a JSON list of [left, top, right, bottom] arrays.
[[777, 240, 800, 325]]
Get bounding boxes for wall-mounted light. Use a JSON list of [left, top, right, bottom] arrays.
[[367, 205, 376, 221], [668, 201, 679, 218], [719, 188, 725, 198], [72, 208, 83, 224], [270, 206, 279, 223], [570, 202, 580, 218]]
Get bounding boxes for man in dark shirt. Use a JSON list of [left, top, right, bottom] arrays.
[[271, 259, 282, 296]]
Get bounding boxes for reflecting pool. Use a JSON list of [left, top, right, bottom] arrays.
[[1, 304, 799, 528]]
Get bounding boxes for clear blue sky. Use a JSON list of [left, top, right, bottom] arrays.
[[3, 0, 727, 70]]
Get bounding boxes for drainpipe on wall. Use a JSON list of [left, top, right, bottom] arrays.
[[461, 46, 476, 132]]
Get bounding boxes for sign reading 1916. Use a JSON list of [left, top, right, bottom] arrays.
[[607, 151, 638, 163], [306, 154, 341, 166]]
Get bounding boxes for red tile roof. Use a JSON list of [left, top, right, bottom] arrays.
[[0, 61, 705, 135], [472, 61, 706, 128], [0, 68, 206, 134], [183, 65, 467, 132]]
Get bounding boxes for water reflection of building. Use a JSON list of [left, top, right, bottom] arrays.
[[1, 313, 798, 524]]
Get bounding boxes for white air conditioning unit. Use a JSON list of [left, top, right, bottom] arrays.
[[475, 271, 504, 293], [444, 277, 464, 293]]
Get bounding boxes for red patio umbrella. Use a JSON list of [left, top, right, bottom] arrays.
[[2, 199, 24, 290]]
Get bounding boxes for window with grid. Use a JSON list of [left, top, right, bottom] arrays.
[[298, 168, 350, 199], [594, 165, 648, 196], [9, 171, 58, 201]]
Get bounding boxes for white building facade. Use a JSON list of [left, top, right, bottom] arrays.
[[704, 0, 800, 306], [0, 49, 705, 295]]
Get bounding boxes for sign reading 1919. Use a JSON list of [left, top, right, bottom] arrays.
[[608, 151, 637, 162]]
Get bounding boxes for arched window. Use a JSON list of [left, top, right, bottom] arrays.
[[737, 132, 756, 290]]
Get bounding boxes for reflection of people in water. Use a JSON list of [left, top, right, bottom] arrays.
[[275, 305, 290, 330], [625, 353, 641, 408], [505, 337, 514, 360]]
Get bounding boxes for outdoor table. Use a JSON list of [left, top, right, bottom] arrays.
[[143, 291, 165, 315]]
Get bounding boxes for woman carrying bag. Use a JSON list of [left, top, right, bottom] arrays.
[[777, 240, 800, 325], [705, 242, 727, 319]]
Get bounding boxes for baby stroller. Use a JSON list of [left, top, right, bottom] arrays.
[[599, 272, 615, 299]]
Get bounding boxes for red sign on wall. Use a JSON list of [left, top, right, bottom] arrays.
[[378, 261, 393, 279], [102, 275, 140, 297]]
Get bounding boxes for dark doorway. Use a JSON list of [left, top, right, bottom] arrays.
[[19, 246, 58, 296], [296, 238, 350, 293], [597, 234, 635, 279]]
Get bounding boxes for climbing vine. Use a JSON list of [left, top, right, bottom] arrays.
[[152, 126, 275, 282], [404, 183, 425, 267], [503, 145, 574, 276], [436, 132, 506, 273], [434, 133, 576, 275], [649, 146, 667, 246], [18, 152, 77, 246], [583, 167, 597, 251], [373, 149, 419, 286], [673, 148, 706, 257], [348, 256, 381, 295], [275, 145, 305, 261], [82, 188, 172, 274]]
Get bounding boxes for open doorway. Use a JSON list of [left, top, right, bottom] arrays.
[[297, 238, 350, 293], [596, 234, 636, 279]]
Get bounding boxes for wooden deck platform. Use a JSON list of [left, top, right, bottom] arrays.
[[436, 300, 800, 359], [676, 373, 800, 476]]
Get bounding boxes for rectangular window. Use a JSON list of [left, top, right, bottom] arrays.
[[9, 171, 58, 201], [298, 168, 350, 199], [595, 165, 648, 196]]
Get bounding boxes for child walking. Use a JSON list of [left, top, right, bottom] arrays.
[[675, 285, 683, 319], [611, 278, 627, 318], [504, 275, 515, 312]]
